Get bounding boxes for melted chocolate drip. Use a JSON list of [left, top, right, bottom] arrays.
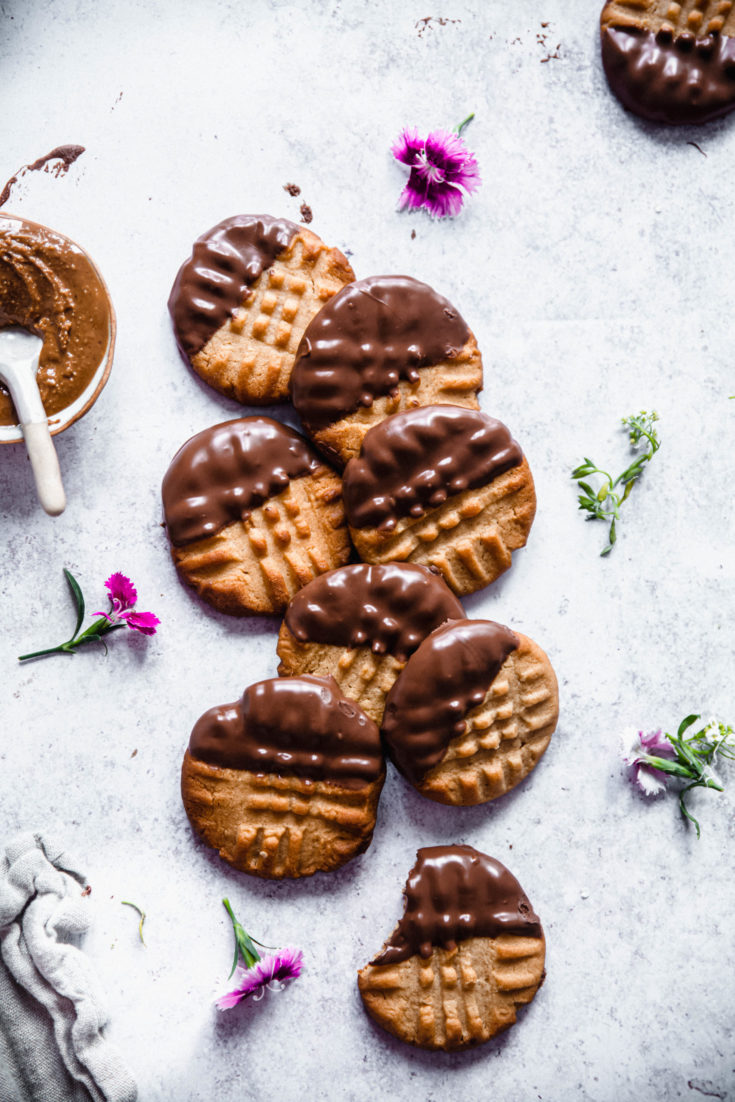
[[168, 214, 299, 359], [343, 405, 522, 531], [290, 275, 471, 431], [601, 26, 735, 125], [372, 845, 542, 965], [0, 145, 85, 209], [382, 619, 519, 784], [162, 417, 320, 546], [188, 675, 383, 789], [284, 563, 465, 661]]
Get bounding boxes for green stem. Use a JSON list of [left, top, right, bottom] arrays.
[[18, 620, 124, 661], [455, 112, 475, 136]]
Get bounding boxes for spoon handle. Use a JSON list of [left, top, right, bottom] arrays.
[[22, 420, 66, 516]]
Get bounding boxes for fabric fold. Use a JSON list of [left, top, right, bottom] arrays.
[[0, 831, 137, 1102]]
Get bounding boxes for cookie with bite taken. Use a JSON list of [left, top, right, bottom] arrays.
[[358, 845, 546, 1049]]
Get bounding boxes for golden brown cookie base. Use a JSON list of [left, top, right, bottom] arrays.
[[169, 467, 350, 615], [276, 627, 406, 725], [191, 228, 354, 405], [349, 457, 536, 596], [601, 0, 735, 37], [412, 632, 558, 806], [181, 750, 385, 878], [307, 338, 483, 467], [358, 934, 545, 1050]]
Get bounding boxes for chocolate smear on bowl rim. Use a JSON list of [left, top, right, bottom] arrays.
[[168, 214, 300, 360], [161, 417, 321, 546], [343, 405, 522, 532], [188, 675, 383, 790], [381, 619, 519, 785], [372, 844, 542, 965], [284, 562, 465, 662], [290, 275, 472, 432]]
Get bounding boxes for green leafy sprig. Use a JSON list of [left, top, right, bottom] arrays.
[[635, 716, 735, 838], [572, 411, 660, 556]]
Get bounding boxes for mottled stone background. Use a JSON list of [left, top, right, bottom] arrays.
[[0, 1, 733, 1099]]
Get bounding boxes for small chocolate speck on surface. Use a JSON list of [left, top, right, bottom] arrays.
[[131, 749, 138, 758], [411, 229, 416, 239], [300, 202, 313, 223], [284, 182, 301, 196], [81, 885, 92, 896]]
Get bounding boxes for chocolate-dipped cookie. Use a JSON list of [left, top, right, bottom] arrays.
[[601, 1, 735, 125], [169, 215, 354, 404], [276, 563, 465, 723], [342, 405, 536, 596], [381, 620, 558, 805], [181, 675, 385, 878], [290, 275, 483, 464], [162, 417, 350, 615], [358, 845, 546, 1049]]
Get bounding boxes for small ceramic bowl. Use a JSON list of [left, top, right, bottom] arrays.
[[0, 213, 116, 445]]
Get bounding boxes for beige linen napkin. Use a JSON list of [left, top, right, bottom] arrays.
[[0, 831, 137, 1102]]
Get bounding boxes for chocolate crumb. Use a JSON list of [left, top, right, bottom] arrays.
[[299, 202, 313, 224], [416, 16, 461, 39], [131, 749, 138, 758], [411, 229, 416, 240], [284, 182, 301, 196], [81, 885, 92, 897]]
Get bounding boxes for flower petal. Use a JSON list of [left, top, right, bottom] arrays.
[[391, 127, 424, 166], [634, 763, 669, 797], [104, 573, 137, 611], [214, 949, 302, 1011], [122, 610, 160, 636]]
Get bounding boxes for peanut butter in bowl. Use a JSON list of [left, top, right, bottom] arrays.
[[0, 214, 115, 441]]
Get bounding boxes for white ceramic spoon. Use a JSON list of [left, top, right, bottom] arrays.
[[0, 328, 66, 516]]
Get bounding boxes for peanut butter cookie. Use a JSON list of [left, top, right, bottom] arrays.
[[358, 845, 546, 1049], [381, 620, 558, 805], [276, 562, 465, 724], [601, 1, 735, 124], [343, 405, 536, 596], [162, 417, 350, 615], [290, 275, 482, 465], [181, 675, 385, 878], [169, 215, 354, 404]]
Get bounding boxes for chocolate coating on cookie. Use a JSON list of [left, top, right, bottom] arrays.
[[284, 563, 464, 661], [0, 216, 110, 425], [382, 619, 519, 784], [162, 416, 321, 546], [290, 276, 471, 431], [601, 25, 735, 124], [343, 405, 522, 531], [168, 215, 299, 359], [373, 845, 542, 965], [189, 675, 383, 789]]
